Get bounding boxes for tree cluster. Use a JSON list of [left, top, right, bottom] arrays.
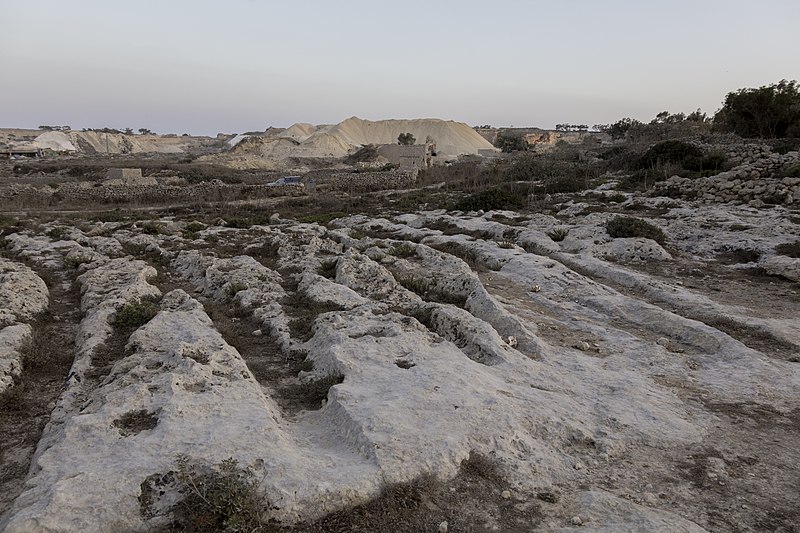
[[596, 109, 711, 142], [397, 133, 416, 145], [77, 127, 156, 135], [555, 124, 589, 132], [38, 125, 71, 131], [495, 133, 529, 153], [713, 79, 800, 138]]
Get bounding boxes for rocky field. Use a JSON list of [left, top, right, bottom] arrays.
[[0, 194, 798, 532]]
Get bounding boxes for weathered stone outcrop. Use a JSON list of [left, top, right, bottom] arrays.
[[2, 204, 799, 531], [0, 258, 49, 395], [0, 324, 32, 396], [0, 259, 49, 326]]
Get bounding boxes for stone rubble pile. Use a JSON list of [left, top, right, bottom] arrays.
[[330, 169, 416, 192], [657, 150, 800, 207]]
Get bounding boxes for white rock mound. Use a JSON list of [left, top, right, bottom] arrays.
[[0, 259, 49, 326]]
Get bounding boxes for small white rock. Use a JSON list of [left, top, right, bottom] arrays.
[[506, 336, 518, 348], [573, 341, 591, 351], [530, 284, 542, 292], [439, 520, 449, 532], [571, 515, 583, 526], [656, 337, 670, 347], [501, 490, 511, 499], [574, 461, 585, 470], [252, 329, 262, 336]]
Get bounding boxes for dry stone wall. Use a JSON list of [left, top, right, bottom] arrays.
[[0, 180, 303, 207], [330, 170, 416, 192], [656, 149, 800, 207]]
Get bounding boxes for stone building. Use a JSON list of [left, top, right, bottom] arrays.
[[376, 144, 431, 171], [103, 168, 157, 186]]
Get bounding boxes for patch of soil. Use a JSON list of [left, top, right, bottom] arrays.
[[86, 314, 148, 382], [281, 290, 344, 343], [0, 268, 81, 515], [288, 453, 542, 533], [595, 400, 800, 533], [113, 409, 159, 436], [578, 255, 800, 360], [202, 297, 334, 415], [715, 248, 761, 265]]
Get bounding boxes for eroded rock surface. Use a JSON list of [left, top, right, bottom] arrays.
[[1, 200, 798, 532], [0, 259, 48, 327], [0, 259, 48, 396]]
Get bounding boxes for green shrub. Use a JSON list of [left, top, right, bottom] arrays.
[[317, 259, 338, 279], [683, 152, 727, 173], [638, 140, 702, 169], [184, 221, 206, 233], [453, 188, 525, 212], [390, 243, 416, 258], [546, 228, 570, 242], [606, 216, 666, 244], [618, 165, 683, 190], [63, 254, 93, 269], [598, 146, 627, 160], [226, 281, 248, 298], [495, 133, 529, 153], [171, 457, 264, 532], [397, 275, 429, 295], [113, 299, 159, 330], [46, 227, 69, 240], [140, 221, 162, 235], [537, 175, 588, 194], [223, 216, 269, 229], [298, 212, 347, 225]]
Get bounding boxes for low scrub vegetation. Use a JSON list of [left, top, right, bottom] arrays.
[[63, 254, 93, 269], [637, 140, 726, 173], [225, 281, 248, 298], [140, 221, 163, 235], [546, 228, 570, 242], [606, 216, 666, 244], [170, 457, 264, 532], [45, 226, 70, 240], [317, 259, 338, 279], [389, 243, 417, 258], [453, 188, 525, 212], [113, 298, 159, 330]]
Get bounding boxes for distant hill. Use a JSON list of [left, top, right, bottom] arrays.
[[213, 117, 497, 169]]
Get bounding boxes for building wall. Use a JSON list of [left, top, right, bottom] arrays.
[[105, 168, 143, 180], [377, 144, 429, 171]]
